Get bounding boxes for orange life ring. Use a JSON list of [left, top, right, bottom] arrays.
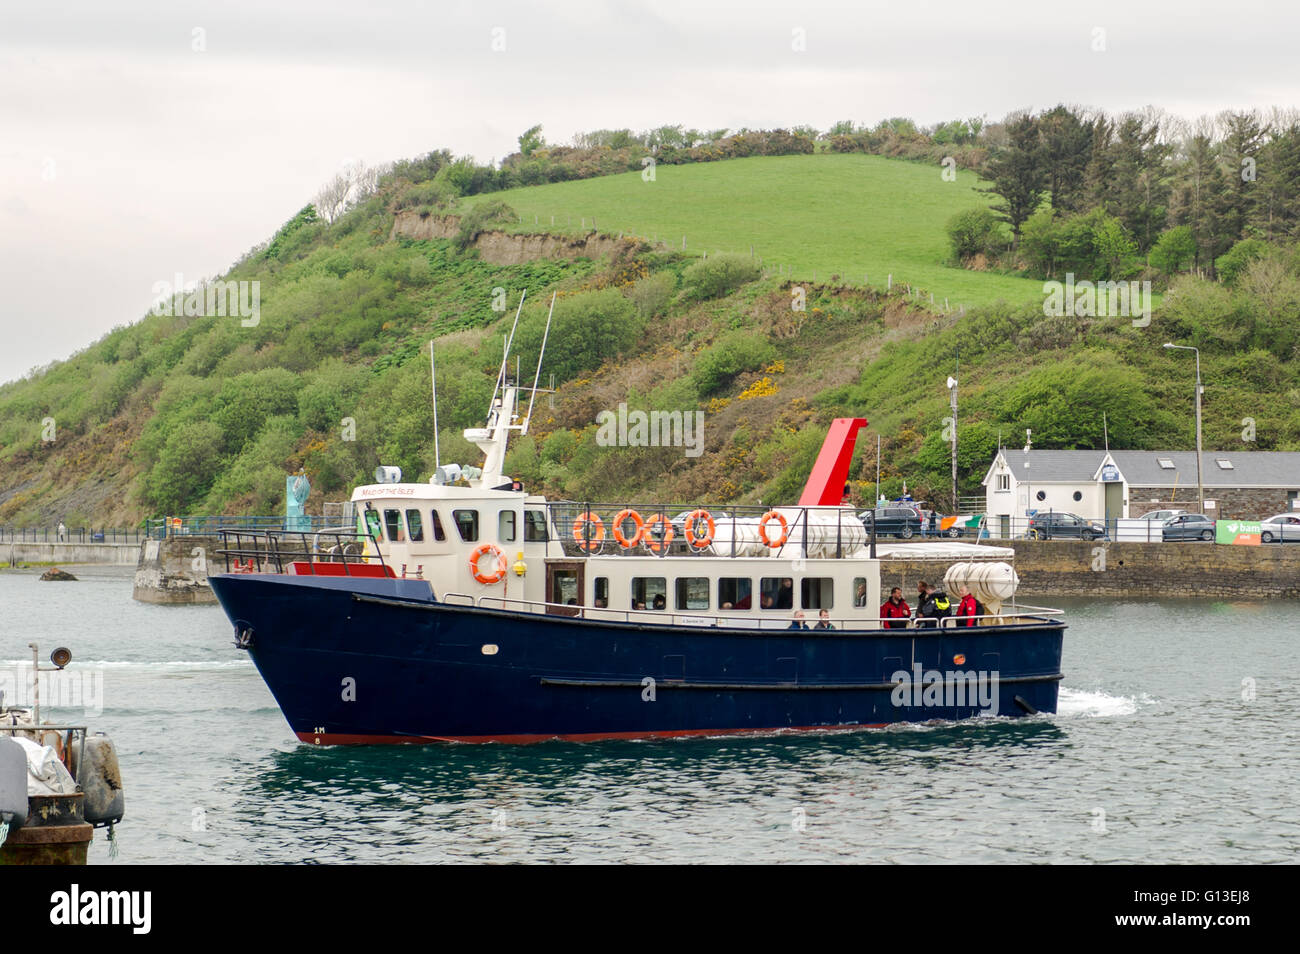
[[612, 509, 645, 549], [758, 510, 789, 548], [643, 513, 675, 554], [572, 512, 605, 551], [469, 543, 506, 585], [683, 509, 715, 550]]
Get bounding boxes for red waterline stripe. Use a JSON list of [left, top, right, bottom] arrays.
[[295, 723, 891, 745]]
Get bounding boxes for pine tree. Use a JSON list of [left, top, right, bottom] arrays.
[[1037, 105, 1093, 214], [980, 113, 1044, 249]]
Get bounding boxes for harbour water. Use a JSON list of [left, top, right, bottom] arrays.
[[2, 564, 1295, 864]]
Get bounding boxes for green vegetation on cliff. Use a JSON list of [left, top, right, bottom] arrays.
[[1, 147, 1297, 526]]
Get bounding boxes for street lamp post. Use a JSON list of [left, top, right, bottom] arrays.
[[1163, 343, 1204, 514]]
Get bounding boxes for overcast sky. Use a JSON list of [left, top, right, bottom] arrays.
[[3, 0, 1299, 384]]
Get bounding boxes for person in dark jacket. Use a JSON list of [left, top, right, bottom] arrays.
[[788, 611, 809, 630], [955, 584, 978, 627], [917, 588, 952, 627], [880, 587, 911, 628]]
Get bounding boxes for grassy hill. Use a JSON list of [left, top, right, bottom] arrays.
[[0, 150, 1295, 527], [465, 153, 1048, 308]]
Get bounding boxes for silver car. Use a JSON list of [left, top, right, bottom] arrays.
[[1260, 513, 1300, 543]]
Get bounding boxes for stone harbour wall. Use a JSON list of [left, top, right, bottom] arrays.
[[878, 539, 1300, 600]]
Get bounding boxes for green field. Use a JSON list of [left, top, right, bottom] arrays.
[[467, 153, 1048, 308]]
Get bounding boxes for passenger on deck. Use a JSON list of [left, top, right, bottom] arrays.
[[652, 594, 666, 610], [813, 609, 834, 631], [776, 579, 794, 609], [854, 581, 867, 607], [880, 587, 911, 629], [761, 594, 775, 609], [788, 611, 809, 630], [955, 584, 978, 627]]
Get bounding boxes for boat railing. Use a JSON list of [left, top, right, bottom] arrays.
[[468, 594, 1062, 629], [214, 529, 390, 576], [0, 721, 88, 774], [546, 501, 989, 560]]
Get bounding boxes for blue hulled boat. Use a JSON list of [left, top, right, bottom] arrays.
[[210, 325, 1064, 744]]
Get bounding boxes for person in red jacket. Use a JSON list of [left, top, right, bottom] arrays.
[[880, 587, 911, 629], [956, 584, 978, 627]]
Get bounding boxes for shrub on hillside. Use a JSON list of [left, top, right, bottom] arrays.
[[514, 288, 645, 383], [628, 271, 676, 317], [1215, 238, 1270, 287], [393, 180, 459, 216], [945, 207, 1005, 262], [691, 332, 777, 395], [1148, 226, 1198, 276], [682, 253, 762, 299]]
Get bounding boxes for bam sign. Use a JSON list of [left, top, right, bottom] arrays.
[[1215, 520, 1262, 546]]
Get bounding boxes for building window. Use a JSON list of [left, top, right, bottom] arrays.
[[801, 578, 833, 609], [498, 510, 516, 542], [429, 509, 447, 541], [632, 577, 667, 611], [1216, 459, 1234, 469], [718, 578, 752, 610], [453, 510, 479, 542], [1158, 458, 1175, 470], [675, 577, 709, 611], [524, 510, 548, 542], [759, 577, 794, 610], [1072, 491, 1082, 502], [1036, 491, 1046, 501], [998, 474, 1010, 492], [406, 509, 424, 542]]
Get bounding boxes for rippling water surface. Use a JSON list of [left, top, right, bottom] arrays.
[[2, 565, 1296, 864]]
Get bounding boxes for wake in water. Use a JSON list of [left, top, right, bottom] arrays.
[[1056, 686, 1150, 718]]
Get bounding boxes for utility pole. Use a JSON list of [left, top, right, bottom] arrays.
[[1164, 343, 1205, 514], [948, 361, 959, 513]]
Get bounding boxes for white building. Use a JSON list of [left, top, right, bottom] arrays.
[[981, 448, 1300, 537]]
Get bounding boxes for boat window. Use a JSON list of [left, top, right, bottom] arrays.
[[801, 578, 834, 609], [718, 578, 752, 610], [406, 509, 424, 542], [384, 509, 405, 542], [364, 509, 383, 541], [593, 577, 609, 608], [675, 577, 709, 611], [499, 510, 516, 542], [632, 577, 667, 611], [759, 577, 794, 610], [453, 509, 479, 542], [429, 509, 447, 542], [853, 577, 868, 608], [524, 510, 548, 542]]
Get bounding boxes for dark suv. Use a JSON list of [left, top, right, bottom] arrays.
[[1026, 511, 1108, 540], [858, 506, 923, 539]]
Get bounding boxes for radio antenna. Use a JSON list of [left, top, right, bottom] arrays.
[[429, 340, 440, 469], [524, 292, 557, 431], [489, 290, 527, 418]]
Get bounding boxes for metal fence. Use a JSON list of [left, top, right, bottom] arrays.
[[0, 526, 146, 544], [144, 515, 344, 540]]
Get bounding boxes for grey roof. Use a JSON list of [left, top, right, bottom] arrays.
[[984, 449, 1107, 483], [1109, 450, 1300, 488], [984, 449, 1300, 488]]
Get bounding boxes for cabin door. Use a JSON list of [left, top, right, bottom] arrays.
[[545, 560, 584, 616]]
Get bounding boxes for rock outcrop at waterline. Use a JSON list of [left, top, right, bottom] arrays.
[[39, 567, 77, 581]]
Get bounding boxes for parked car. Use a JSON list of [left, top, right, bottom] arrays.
[[1161, 513, 1215, 541], [667, 509, 732, 540], [1137, 509, 1188, 522], [1026, 511, 1108, 540], [858, 506, 923, 539], [1260, 513, 1300, 543]]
